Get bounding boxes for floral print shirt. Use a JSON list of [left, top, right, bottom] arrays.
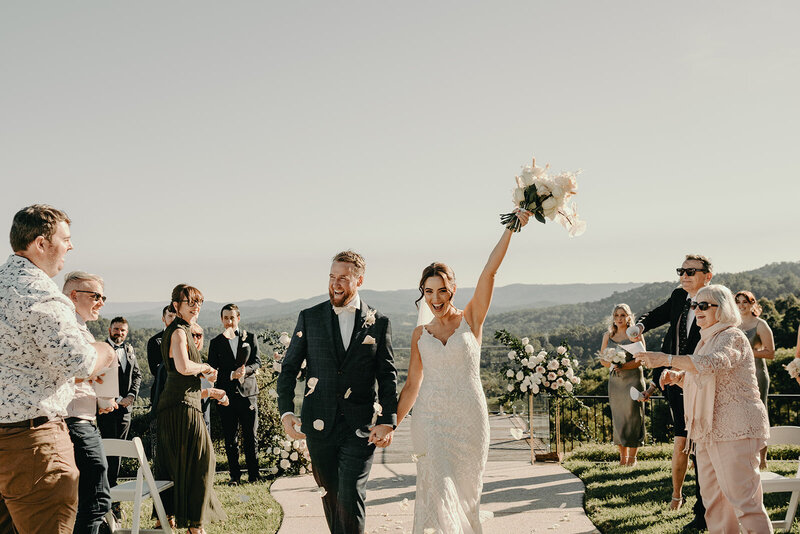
[[0, 254, 97, 423]]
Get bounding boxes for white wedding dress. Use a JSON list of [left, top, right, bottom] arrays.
[[410, 317, 490, 534]]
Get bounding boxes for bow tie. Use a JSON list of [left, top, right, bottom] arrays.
[[113, 344, 124, 350], [234, 330, 240, 337], [333, 304, 358, 315]]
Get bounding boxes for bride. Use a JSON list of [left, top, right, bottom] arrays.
[[386, 210, 530, 533]]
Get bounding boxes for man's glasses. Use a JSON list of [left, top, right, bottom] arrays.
[[180, 299, 204, 307], [75, 290, 107, 303], [690, 301, 718, 311], [191, 333, 203, 339], [676, 268, 708, 277]]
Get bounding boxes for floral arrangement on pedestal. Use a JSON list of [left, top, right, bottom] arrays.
[[257, 329, 311, 476], [495, 329, 581, 403]]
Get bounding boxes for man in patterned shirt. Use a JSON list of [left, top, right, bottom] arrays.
[[0, 205, 114, 533]]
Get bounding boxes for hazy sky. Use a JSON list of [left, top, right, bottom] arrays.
[[2, 2, 798, 304]]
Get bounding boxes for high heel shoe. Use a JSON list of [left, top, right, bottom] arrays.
[[670, 494, 684, 511]]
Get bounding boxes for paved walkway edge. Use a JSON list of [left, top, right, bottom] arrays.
[[272, 460, 599, 534]]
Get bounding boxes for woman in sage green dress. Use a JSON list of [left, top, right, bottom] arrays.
[[599, 304, 646, 466], [155, 284, 226, 533], [735, 290, 775, 469]]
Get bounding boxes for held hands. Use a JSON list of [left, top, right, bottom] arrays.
[[368, 424, 394, 448], [201, 365, 218, 383], [118, 395, 134, 409], [97, 399, 119, 414], [282, 413, 306, 440], [660, 369, 684, 389]]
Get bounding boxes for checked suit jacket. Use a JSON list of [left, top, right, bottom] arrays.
[[277, 299, 398, 437], [639, 286, 701, 389]]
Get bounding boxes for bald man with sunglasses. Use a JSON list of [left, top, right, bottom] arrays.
[[629, 254, 713, 530]]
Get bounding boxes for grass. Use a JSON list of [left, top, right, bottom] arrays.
[[119, 473, 282, 534], [564, 443, 800, 533]]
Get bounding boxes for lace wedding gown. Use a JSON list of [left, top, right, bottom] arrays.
[[410, 318, 490, 534]]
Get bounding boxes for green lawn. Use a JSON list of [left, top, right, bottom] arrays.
[[564, 443, 800, 534], [119, 473, 282, 534]]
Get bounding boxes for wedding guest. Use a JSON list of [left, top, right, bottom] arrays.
[[97, 316, 142, 508], [736, 290, 775, 469], [191, 323, 229, 436], [0, 204, 114, 532], [63, 271, 117, 534], [154, 284, 226, 532], [629, 254, 711, 526], [147, 305, 176, 456], [599, 304, 645, 466], [636, 284, 771, 534], [208, 304, 262, 485]]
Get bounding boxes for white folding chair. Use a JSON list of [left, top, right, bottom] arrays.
[[102, 437, 173, 534], [761, 426, 800, 532]]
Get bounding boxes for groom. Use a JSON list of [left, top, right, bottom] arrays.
[[277, 250, 398, 534]]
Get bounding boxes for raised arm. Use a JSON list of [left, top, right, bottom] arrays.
[[464, 212, 529, 336]]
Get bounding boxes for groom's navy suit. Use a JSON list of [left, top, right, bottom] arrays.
[[277, 298, 398, 534]]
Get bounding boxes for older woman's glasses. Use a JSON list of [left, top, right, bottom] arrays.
[[180, 299, 204, 307], [690, 301, 718, 311], [676, 268, 708, 277], [75, 290, 107, 303]]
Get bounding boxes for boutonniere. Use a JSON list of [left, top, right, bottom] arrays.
[[362, 309, 376, 328], [240, 329, 247, 339], [362, 335, 376, 345]]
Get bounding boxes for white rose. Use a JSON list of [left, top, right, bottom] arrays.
[[573, 359, 579, 368], [542, 196, 558, 214], [557, 369, 564, 376], [521, 358, 528, 366], [512, 186, 525, 203], [538, 351, 548, 359], [548, 372, 557, 381], [521, 337, 530, 345], [280, 450, 289, 459], [273, 447, 281, 455], [531, 384, 540, 395], [279, 333, 291, 347], [564, 382, 574, 392], [572, 376, 581, 384], [507, 369, 515, 378], [508, 351, 517, 360], [270, 466, 279, 474], [565, 368, 574, 379], [556, 378, 565, 386], [299, 467, 306, 474], [561, 357, 571, 366], [547, 360, 559, 370], [527, 360, 536, 369], [520, 384, 528, 393], [535, 366, 546, 374], [280, 459, 290, 469], [550, 383, 559, 390], [557, 346, 567, 355], [516, 371, 524, 381], [290, 452, 299, 461], [524, 344, 535, 354], [507, 384, 514, 392], [555, 172, 578, 195]]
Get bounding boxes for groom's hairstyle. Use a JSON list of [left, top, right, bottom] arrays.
[[685, 253, 713, 273], [332, 250, 366, 276]]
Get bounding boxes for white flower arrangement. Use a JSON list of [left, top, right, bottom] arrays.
[[267, 436, 311, 475], [500, 156, 586, 237], [784, 358, 800, 379], [496, 329, 580, 400], [598, 347, 628, 366]]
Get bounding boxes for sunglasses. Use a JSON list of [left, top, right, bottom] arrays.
[[191, 333, 203, 339], [676, 268, 708, 277], [690, 301, 718, 311], [180, 299, 204, 307], [75, 290, 107, 303]]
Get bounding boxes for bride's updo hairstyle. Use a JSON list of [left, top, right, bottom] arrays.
[[415, 262, 456, 308]]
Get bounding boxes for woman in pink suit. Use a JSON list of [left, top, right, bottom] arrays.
[[636, 284, 771, 534]]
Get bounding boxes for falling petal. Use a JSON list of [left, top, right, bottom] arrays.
[[398, 498, 410, 511], [297, 331, 303, 337], [305, 377, 319, 397], [510, 428, 524, 440], [313, 419, 324, 431], [344, 388, 352, 399], [479, 510, 494, 523], [317, 487, 327, 498], [559, 502, 567, 509]]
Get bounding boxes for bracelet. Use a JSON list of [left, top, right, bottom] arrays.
[[668, 354, 673, 367]]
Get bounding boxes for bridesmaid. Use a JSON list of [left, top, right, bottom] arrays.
[[735, 290, 775, 469], [599, 304, 646, 466]]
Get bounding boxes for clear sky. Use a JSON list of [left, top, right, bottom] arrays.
[[2, 2, 798, 304]]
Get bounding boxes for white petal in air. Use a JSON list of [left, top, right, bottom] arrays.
[[313, 419, 324, 431], [510, 428, 524, 440], [305, 377, 319, 397], [344, 388, 352, 399]]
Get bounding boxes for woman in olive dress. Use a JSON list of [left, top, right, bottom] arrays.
[[735, 290, 775, 469], [599, 304, 646, 466], [155, 284, 226, 533]]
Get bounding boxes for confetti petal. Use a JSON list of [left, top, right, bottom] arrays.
[[305, 377, 319, 397], [313, 419, 324, 431], [344, 387, 352, 399], [510, 428, 524, 440]]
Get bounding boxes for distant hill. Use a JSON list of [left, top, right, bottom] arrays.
[[101, 282, 644, 329]]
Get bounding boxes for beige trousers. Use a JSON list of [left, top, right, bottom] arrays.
[[695, 438, 772, 534]]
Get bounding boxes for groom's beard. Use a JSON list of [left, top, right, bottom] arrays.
[[329, 287, 355, 308]]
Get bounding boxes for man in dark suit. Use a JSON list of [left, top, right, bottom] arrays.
[[631, 254, 713, 531], [97, 317, 142, 492], [278, 250, 398, 534], [208, 303, 262, 484]]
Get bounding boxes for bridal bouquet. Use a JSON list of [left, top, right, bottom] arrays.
[[499, 157, 586, 237], [495, 329, 580, 401], [598, 347, 628, 366], [784, 358, 800, 379]]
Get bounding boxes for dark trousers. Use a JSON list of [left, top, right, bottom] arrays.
[[97, 409, 131, 488], [218, 396, 259, 481], [306, 417, 376, 534], [66, 419, 111, 534]]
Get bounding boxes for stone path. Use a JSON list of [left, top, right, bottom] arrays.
[[272, 415, 598, 533]]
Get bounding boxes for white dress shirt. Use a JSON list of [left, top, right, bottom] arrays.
[[337, 293, 360, 351]]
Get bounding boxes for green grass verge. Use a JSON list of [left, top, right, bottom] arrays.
[[119, 473, 282, 534], [564, 443, 800, 533]]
